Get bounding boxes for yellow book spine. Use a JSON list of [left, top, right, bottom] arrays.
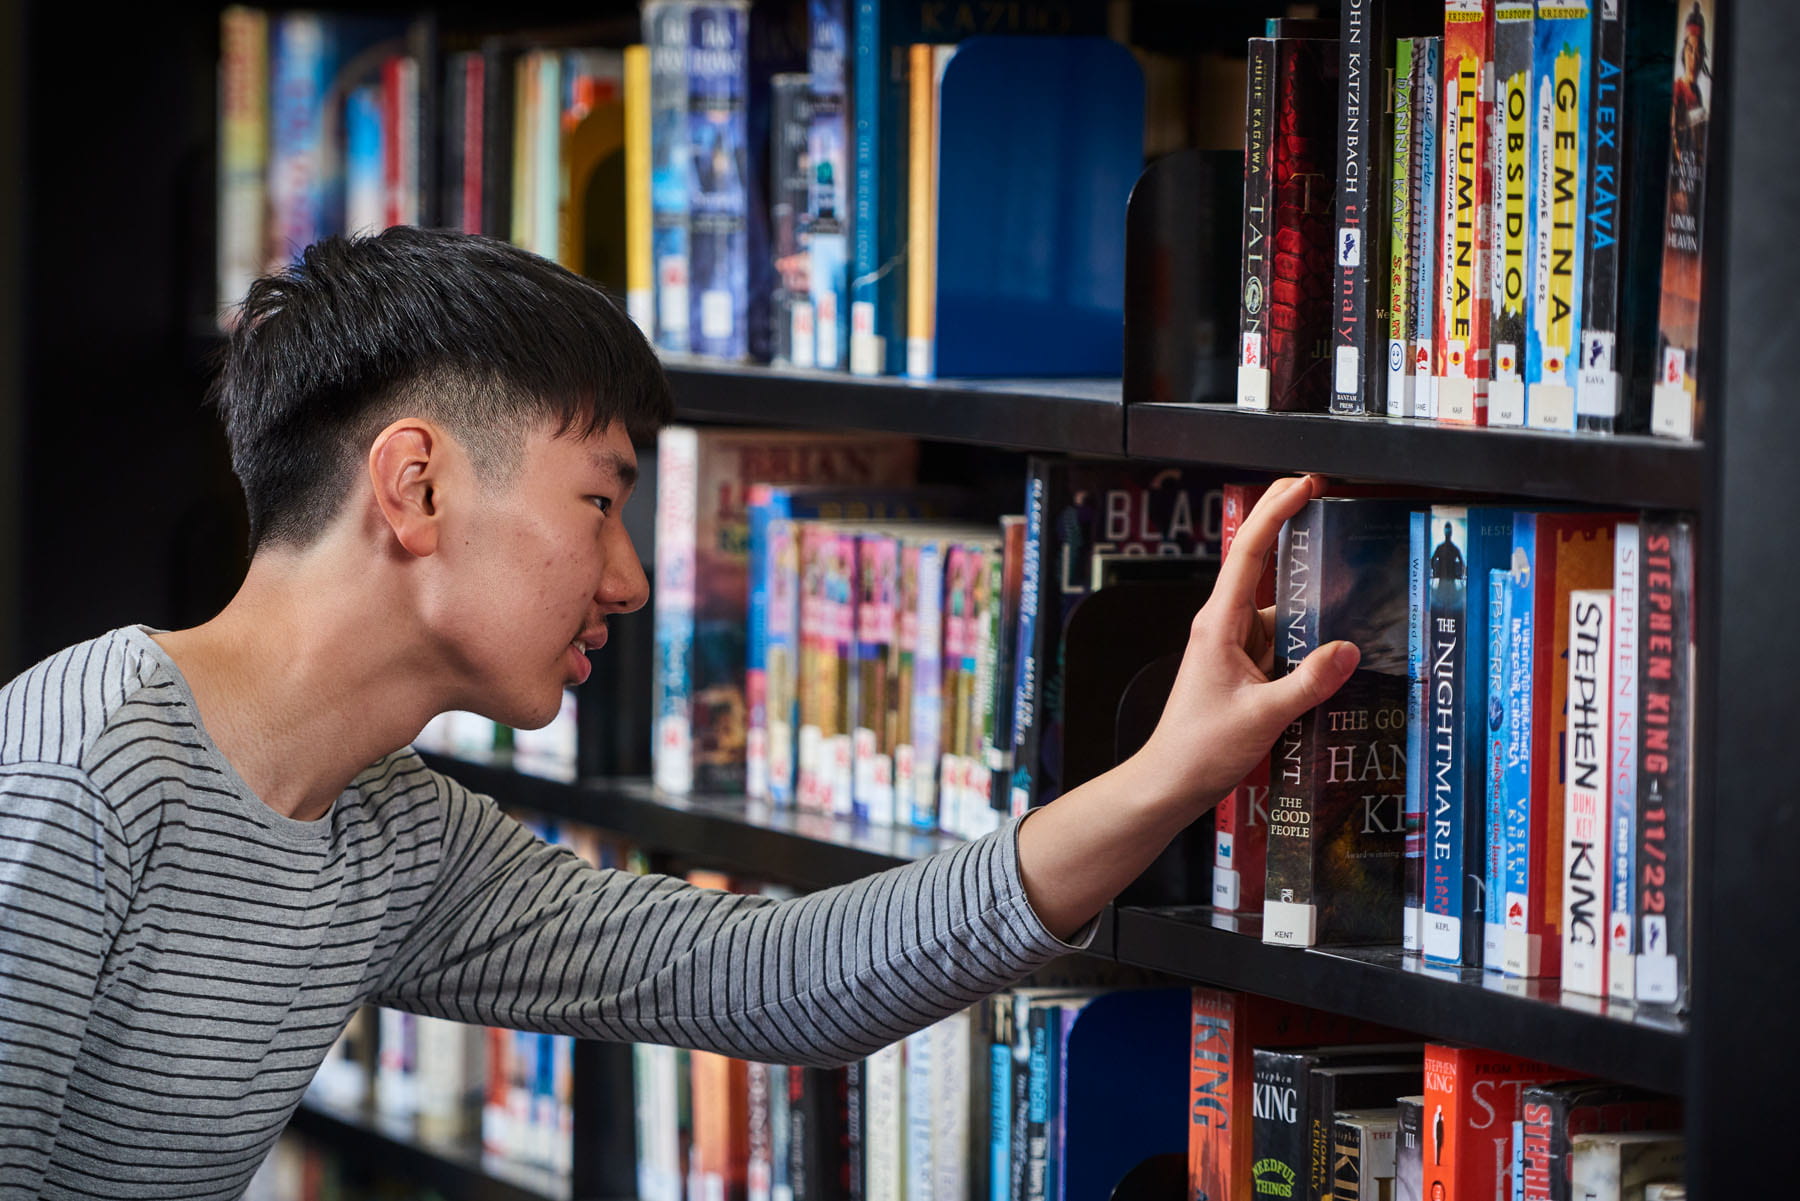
[[905, 44, 935, 379], [512, 50, 536, 250], [625, 45, 655, 336]]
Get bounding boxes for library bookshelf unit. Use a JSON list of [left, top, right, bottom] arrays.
[[2, 0, 1794, 1198]]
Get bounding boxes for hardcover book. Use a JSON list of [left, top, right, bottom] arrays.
[[1635, 515, 1693, 1007], [1332, 1111, 1400, 1201], [1396, 1095, 1425, 1201], [1500, 512, 1620, 978], [1238, 34, 1340, 411], [1251, 1045, 1420, 1201], [1487, 1, 1533, 428], [1307, 1068, 1418, 1201], [1265, 498, 1413, 948], [1434, 0, 1495, 425], [1649, 0, 1716, 440], [1524, 0, 1592, 432], [652, 428, 916, 796], [1421, 1045, 1577, 1201], [1518, 1081, 1683, 1201]]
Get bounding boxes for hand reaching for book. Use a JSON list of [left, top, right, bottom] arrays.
[[1130, 473, 1361, 813], [1015, 475, 1360, 941]]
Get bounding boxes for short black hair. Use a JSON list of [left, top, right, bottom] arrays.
[[212, 227, 674, 552]]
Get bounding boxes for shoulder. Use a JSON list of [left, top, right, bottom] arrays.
[[0, 627, 170, 773]]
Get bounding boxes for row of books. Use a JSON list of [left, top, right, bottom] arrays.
[[309, 810, 645, 1176], [1238, 0, 1713, 441], [652, 427, 1231, 835], [1211, 487, 1696, 1009], [635, 971, 1687, 1201], [415, 696, 582, 782], [215, 3, 1218, 381]]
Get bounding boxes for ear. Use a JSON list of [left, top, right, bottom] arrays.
[[368, 419, 448, 558]]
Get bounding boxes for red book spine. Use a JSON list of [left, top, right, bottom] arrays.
[[1267, 38, 1341, 412], [462, 53, 485, 235]]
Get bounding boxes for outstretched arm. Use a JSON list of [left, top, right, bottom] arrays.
[[1015, 475, 1360, 939]]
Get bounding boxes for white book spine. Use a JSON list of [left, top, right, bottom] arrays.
[[1561, 589, 1612, 997]]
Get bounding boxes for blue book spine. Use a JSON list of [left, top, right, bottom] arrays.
[[1484, 567, 1513, 972], [344, 84, 384, 237], [1007, 468, 1048, 816], [1024, 1004, 1052, 1201], [746, 492, 786, 801], [1423, 506, 1471, 966], [1524, 2, 1593, 430], [807, 0, 850, 370], [990, 1029, 1012, 1201], [687, 1, 751, 360], [647, 0, 693, 352], [1500, 515, 1538, 977], [849, 0, 886, 374], [268, 15, 331, 265], [1405, 510, 1428, 952], [910, 539, 947, 829]]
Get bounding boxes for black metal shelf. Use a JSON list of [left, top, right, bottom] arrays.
[[662, 357, 1125, 455], [422, 752, 966, 890], [288, 1096, 590, 1201], [1110, 906, 1686, 1095], [1126, 401, 1705, 510]]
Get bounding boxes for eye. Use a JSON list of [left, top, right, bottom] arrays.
[[589, 496, 613, 517]]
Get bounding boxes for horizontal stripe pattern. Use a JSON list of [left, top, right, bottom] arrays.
[[0, 627, 1076, 1196]]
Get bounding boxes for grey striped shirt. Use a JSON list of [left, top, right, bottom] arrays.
[[0, 626, 1079, 1198]]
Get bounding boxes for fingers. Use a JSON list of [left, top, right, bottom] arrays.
[[1214, 475, 1321, 613], [1263, 639, 1359, 718]]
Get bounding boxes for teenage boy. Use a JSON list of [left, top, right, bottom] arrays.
[[0, 228, 1357, 1195]]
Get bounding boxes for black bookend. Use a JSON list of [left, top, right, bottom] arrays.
[[1111, 651, 1214, 907], [1122, 148, 1244, 405], [1108, 1152, 1187, 1201]]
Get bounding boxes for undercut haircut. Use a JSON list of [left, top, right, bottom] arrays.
[[212, 227, 674, 552]]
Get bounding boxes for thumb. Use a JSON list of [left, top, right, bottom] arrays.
[[1264, 641, 1360, 721]]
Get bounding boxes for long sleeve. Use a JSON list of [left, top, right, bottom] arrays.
[[0, 762, 128, 1199], [372, 767, 1085, 1067]]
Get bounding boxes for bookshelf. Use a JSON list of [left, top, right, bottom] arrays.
[[3, 0, 1791, 1198]]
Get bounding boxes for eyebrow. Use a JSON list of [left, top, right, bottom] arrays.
[[591, 449, 639, 491]]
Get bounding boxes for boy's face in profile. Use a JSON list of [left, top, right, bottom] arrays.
[[427, 417, 646, 731]]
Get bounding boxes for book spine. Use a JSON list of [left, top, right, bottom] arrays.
[[989, 996, 1013, 1201], [849, 0, 903, 376], [970, 544, 1003, 835], [1396, 1097, 1424, 1201], [903, 1027, 934, 1201], [770, 74, 814, 368], [864, 1043, 903, 1201], [768, 1063, 791, 1201], [1649, 0, 1715, 440], [625, 45, 656, 337], [217, 5, 269, 321], [1024, 1003, 1053, 1201], [345, 84, 384, 237], [1186, 988, 1235, 1201], [647, 0, 692, 352], [1635, 517, 1691, 1005], [905, 43, 936, 380], [440, 54, 466, 236], [938, 543, 969, 837], [809, 0, 850, 370], [1264, 501, 1323, 947], [1501, 546, 1538, 976], [746, 490, 776, 800], [688, 1, 751, 361], [1615, 3, 1676, 434], [1333, 1119, 1364, 1201], [911, 538, 947, 829], [988, 516, 1027, 823], [1409, 37, 1443, 418], [1524, 1, 1592, 432], [853, 532, 898, 826], [1484, 567, 1512, 970], [1519, 1093, 1553, 1201], [652, 428, 700, 795], [1607, 522, 1640, 1001], [1436, 0, 1494, 425], [1562, 589, 1612, 997], [1576, 0, 1626, 430], [1238, 38, 1278, 411], [768, 515, 802, 808], [1388, 37, 1419, 418], [1404, 510, 1428, 950], [1487, 3, 1533, 427], [1008, 465, 1050, 814], [1250, 1050, 1309, 1201], [266, 15, 329, 272], [749, 1049, 774, 1201], [1268, 37, 1342, 413], [1009, 996, 1031, 1201], [1332, 0, 1386, 415], [831, 528, 859, 818], [460, 53, 485, 235], [1424, 507, 1476, 965]]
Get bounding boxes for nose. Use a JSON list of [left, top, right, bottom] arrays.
[[599, 521, 650, 615]]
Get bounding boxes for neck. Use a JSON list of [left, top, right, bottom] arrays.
[[153, 549, 450, 822]]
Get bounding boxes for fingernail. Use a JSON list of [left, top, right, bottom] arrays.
[[1334, 642, 1361, 673]]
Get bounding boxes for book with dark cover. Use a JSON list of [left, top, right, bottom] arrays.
[[1239, 35, 1339, 412], [1404, 510, 1429, 950], [1576, 0, 1627, 431], [687, 1, 751, 362], [1519, 1081, 1683, 1201], [1396, 1095, 1424, 1201], [1264, 498, 1413, 949], [1635, 515, 1693, 1007], [1331, 0, 1438, 415], [1238, 36, 1277, 411], [645, 0, 691, 351], [1007, 460, 1223, 812], [1332, 1117, 1365, 1201], [770, 73, 813, 367], [1649, 0, 1717, 439], [1307, 1066, 1419, 1201], [1615, 0, 1679, 432]]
